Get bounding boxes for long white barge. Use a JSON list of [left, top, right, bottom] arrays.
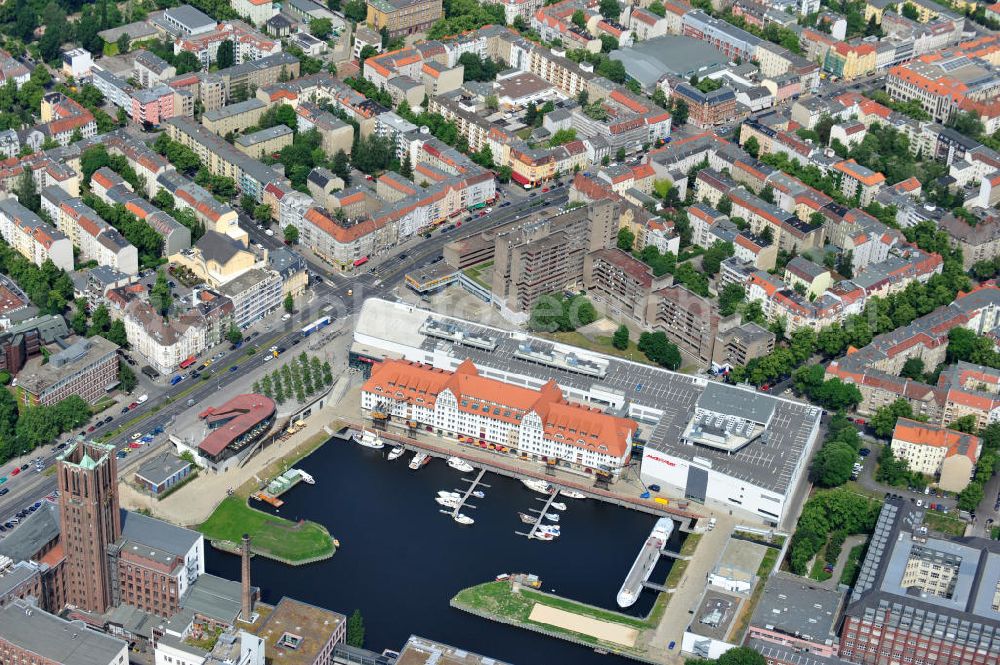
[[616, 517, 673, 608]]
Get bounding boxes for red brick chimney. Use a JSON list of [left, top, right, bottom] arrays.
[[240, 533, 252, 621]]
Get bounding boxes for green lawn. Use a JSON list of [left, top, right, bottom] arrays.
[[922, 510, 967, 538], [463, 261, 493, 289], [839, 543, 866, 586], [453, 581, 650, 652], [542, 331, 656, 366], [197, 496, 334, 563]]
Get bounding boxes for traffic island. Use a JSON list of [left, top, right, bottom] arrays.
[[451, 580, 666, 663], [197, 495, 335, 565]]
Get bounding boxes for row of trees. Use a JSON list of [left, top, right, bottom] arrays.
[[83, 193, 165, 268], [637, 331, 682, 370], [252, 354, 334, 405], [810, 413, 863, 488], [0, 392, 90, 465], [69, 300, 128, 348], [0, 244, 74, 315]]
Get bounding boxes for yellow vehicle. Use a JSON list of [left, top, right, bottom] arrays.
[[654, 497, 669, 506]]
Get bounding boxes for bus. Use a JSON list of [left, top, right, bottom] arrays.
[[179, 355, 196, 369], [353, 256, 369, 268], [301, 316, 331, 337]]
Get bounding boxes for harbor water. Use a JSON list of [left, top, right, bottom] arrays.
[[206, 436, 686, 664]]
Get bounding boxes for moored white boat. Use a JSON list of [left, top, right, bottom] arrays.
[[545, 513, 560, 522], [559, 489, 586, 499], [297, 470, 315, 484], [453, 513, 474, 525], [518, 512, 537, 524], [536, 524, 561, 537], [437, 490, 461, 499], [355, 429, 384, 449], [409, 452, 429, 470], [533, 531, 556, 541], [447, 456, 474, 473], [435, 496, 460, 508], [387, 446, 405, 460], [550, 502, 567, 511], [521, 478, 552, 494], [471, 490, 485, 499]]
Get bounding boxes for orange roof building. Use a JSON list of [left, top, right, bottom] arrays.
[[890, 418, 981, 492], [361, 358, 636, 474]]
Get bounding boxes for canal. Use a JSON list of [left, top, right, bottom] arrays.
[[206, 436, 686, 664]]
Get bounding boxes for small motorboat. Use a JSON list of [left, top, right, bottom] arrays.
[[533, 531, 556, 541], [409, 452, 429, 470], [387, 446, 405, 460], [471, 490, 485, 499], [537, 524, 561, 536], [522, 478, 552, 494], [447, 456, 474, 473], [437, 490, 461, 499], [545, 513, 560, 523], [549, 502, 567, 511], [559, 489, 586, 499], [453, 513, 474, 525], [435, 496, 460, 508], [518, 512, 537, 524]]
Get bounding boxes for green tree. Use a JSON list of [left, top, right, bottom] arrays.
[[117, 32, 131, 55], [14, 170, 39, 214], [227, 323, 243, 345], [216, 40, 235, 69], [900, 357, 925, 380], [599, 0, 620, 18], [310, 18, 333, 38], [637, 331, 682, 369], [119, 362, 137, 393], [617, 227, 635, 251], [571, 9, 586, 27], [719, 283, 745, 317], [743, 136, 760, 158], [284, 292, 294, 314], [671, 98, 689, 126], [871, 398, 915, 439], [717, 647, 767, 665], [649, 1, 666, 15], [612, 324, 629, 350], [151, 270, 172, 316], [284, 225, 299, 244], [400, 154, 413, 179], [106, 319, 128, 348]]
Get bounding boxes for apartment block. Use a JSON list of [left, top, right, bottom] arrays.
[[366, 0, 443, 37], [41, 186, 139, 275], [0, 196, 74, 271], [644, 283, 720, 364]]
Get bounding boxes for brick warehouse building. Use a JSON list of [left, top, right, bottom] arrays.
[[838, 497, 1000, 665]]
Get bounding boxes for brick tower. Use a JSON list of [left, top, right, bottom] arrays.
[[57, 441, 121, 613]]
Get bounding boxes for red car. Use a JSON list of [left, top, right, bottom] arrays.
[[129, 442, 142, 449], [128, 402, 139, 409], [542, 186, 549, 192], [87, 425, 96, 433], [11, 468, 19, 476]]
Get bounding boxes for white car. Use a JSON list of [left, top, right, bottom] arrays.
[[263, 354, 273, 362], [137, 394, 148, 403], [281, 313, 291, 321], [265, 229, 274, 236], [131, 432, 142, 440]]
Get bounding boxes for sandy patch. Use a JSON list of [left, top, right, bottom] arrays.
[[528, 604, 639, 647]]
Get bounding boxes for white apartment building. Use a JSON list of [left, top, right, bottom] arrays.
[[124, 300, 208, 374], [0, 196, 74, 271], [230, 0, 276, 26]]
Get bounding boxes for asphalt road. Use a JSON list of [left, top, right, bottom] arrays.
[[0, 187, 569, 531]]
